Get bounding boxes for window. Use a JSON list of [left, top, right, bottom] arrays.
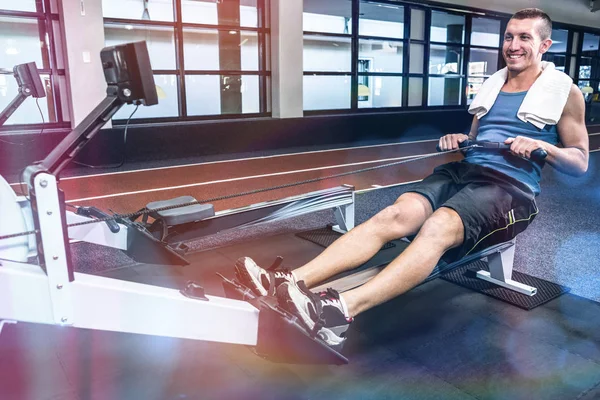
[[357, 2, 405, 109], [577, 32, 600, 123], [542, 28, 570, 73], [303, 0, 353, 111], [428, 11, 465, 106], [102, 0, 271, 123], [0, 7, 67, 130], [466, 17, 501, 104]]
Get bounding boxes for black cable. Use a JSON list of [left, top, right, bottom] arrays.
[[72, 104, 139, 169]]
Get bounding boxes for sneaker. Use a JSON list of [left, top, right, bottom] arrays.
[[277, 281, 352, 347], [235, 256, 297, 297]]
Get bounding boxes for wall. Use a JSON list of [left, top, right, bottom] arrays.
[[58, 0, 108, 127]]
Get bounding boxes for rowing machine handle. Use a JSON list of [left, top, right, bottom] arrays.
[[436, 140, 548, 162]]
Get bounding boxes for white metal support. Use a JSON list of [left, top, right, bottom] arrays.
[[475, 240, 537, 296], [0, 259, 259, 345], [332, 191, 355, 234], [33, 172, 75, 325]]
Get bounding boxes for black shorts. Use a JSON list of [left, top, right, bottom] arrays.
[[407, 161, 539, 263]]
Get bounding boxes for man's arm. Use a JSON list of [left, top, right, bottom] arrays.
[[438, 116, 479, 150], [505, 84, 589, 176]]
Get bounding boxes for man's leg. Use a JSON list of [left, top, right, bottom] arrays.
[[342, 206, 464, 317], [293, 192, 434, 288]]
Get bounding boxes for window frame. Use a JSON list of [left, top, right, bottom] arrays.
[[0, 1, 69, 133], [104, 0, 272, 126]]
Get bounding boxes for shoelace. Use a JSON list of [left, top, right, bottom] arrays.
[[319, 288, 341, 307], [274, 269, 292, 279]]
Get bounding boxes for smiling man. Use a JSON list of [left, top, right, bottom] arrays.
[[235, 8, 590, 348]]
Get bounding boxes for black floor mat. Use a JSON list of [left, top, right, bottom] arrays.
[[441, 259, 570, 310], [296, 227, 395, 250]]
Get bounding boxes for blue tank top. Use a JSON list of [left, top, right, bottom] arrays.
[[464, 91, 559, 196]]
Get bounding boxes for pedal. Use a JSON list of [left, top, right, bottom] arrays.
[[219, 274, 349, 365]]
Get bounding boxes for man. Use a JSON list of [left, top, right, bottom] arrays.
[[235, 8, 589, 347]]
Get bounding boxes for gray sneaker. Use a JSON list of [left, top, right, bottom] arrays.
[[235, 256, 297, 296], [277, 281, 352, 347]]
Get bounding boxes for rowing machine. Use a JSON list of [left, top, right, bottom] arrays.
[[0, 41, 348, 365]]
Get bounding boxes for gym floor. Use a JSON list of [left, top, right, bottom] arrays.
[[2, 135, 600, 399]]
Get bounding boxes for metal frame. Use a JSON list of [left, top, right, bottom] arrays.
[[475, 240, 537, 296], [0, 170, 261, 344], [0, 179, 356, 346]]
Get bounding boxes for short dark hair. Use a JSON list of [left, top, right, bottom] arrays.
[[511, 8, 552, 40]]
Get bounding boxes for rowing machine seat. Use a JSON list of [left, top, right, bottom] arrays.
[[146, 196, 215, 226]]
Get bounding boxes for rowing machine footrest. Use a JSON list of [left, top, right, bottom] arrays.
[[146, 196, 215, 226], [220, 275, 348, 365]]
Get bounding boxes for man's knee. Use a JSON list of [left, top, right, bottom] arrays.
[[368, 193, 432, 235], [417, 207, 464, 250]]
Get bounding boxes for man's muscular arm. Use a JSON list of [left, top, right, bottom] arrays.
[[505, 84, 589, 176]]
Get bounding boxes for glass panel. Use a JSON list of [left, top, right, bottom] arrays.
[[358, 39, 403, 73], [429, 44, 462, 75], [50, 0, 59, 13], [548, 29, 568, 53], [104, 24, 176, 70], [359, 2, 404, 39], [0, 0, 36, 12], [471, 17, 500, 47], [304, 35, 351, 72], [101, 0, 174, 22], [184, 29, 259, 71], [430, 11, 464, 44], [409, 43, 423, 73], [357, 75, 402, 108], [579, 57, 592, 79], [303, 75, 350, 110], [410, 9, 425, 41], [181, 0, 258, 28], [578, 80, 594, 93], [466, 77, 484, 105], [428, 76, 462, 106], [408, 77, 422, 106], [304, 0, 352, 35], [582, 33, 600, 57], [112, 74, 179, 119], [0, 73, 49, 125], [468, 48, 498, 76], [542, 53, 566, 72], [0, 17, 43, 69], [186, 74, 259, 116]]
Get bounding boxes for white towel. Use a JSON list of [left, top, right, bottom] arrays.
[[468, 62, 572, 129]]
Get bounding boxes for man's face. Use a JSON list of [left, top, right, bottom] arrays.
[[502, 18, 552, 73]]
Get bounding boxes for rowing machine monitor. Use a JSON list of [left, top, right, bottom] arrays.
[[14, 62, 45, 99], [0, 62, 45, 126], [24, 41, 157, 178], [101, 41, 158, 106]]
